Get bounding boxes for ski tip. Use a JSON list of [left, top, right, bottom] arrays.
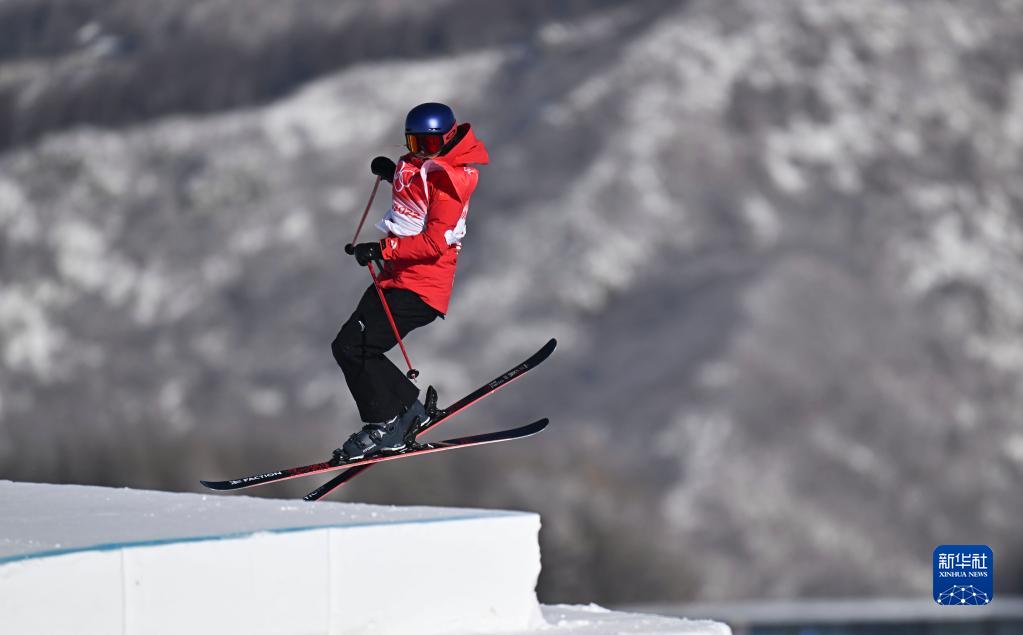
[[527, 418, 550, 435], [199, 480, 229, 491], [530, 338, 557, 363]]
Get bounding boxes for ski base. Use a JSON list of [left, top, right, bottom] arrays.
[[200, 419, 547, 492]]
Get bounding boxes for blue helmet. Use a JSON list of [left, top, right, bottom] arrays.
[[404, 102, 458, 155], [405, 102, 456, 135]]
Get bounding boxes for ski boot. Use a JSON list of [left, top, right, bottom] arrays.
[[333, 387, 438, 463]]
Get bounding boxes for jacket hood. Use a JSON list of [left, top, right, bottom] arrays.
[[437, 123, 488, 167]]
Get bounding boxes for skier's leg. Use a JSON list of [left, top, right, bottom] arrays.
[[331, 285, 439, 458], [332, 285, 438, 423]]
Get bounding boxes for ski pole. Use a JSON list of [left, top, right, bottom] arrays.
[[367, 261, 419, 381], [344, 176, 382, 255], [344, 175, 418, 380]]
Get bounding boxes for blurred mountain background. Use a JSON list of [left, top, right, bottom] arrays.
[[2, 0, 1022, 605]]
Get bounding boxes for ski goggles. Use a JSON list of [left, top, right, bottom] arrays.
[[405, 132, 447, 156]]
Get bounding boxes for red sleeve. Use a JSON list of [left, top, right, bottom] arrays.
[[380, 180, 463, 262]]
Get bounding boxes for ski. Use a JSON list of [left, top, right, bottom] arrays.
[[302, 463, 371, 501], [200, 338, 556, 493], [201, 419, 548, 491], [302, 337, 558, 501]]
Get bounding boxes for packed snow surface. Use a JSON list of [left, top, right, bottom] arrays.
[[0, 481, 545, 634], [505, 605, 731, 634], [0, 481, 729, 634], [0, 479, 523, 562]]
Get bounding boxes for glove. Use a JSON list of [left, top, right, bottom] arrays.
[[352, 241, 383, 266], [370, 156, 396, 183]]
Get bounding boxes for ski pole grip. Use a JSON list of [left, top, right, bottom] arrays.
[[407, 369, 420, 380], [344, 243, 355, 255]]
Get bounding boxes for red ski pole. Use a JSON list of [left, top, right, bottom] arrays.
[[344, 176, 382, 255], [367, 261, 419, 381], [344, 175, 419, 381]]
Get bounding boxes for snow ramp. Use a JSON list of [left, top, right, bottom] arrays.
[[0, 481, 728, 635]]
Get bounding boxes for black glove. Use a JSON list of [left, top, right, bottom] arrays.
[[352, 241, 383, 266], [371, 156, 396, 183]]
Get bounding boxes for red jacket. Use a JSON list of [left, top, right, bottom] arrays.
[[374, 123, 488, 314]]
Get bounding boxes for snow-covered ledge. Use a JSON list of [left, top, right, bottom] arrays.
[[0, 481, 729, 635], [0, 481, 542, 634]]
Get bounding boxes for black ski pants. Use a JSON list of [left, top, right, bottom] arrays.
[[331, 285, 440, 423]]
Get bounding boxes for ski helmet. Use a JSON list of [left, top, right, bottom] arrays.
[[405, 102, 457, 156]]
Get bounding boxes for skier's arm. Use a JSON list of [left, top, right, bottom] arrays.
[[380, 184, 463, 262]]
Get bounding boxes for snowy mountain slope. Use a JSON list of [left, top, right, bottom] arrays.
[[2, 0, 1023, 604], [0, 0, 650, 150]]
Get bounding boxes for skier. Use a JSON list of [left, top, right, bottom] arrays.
[[331, 102, 489, 460]]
